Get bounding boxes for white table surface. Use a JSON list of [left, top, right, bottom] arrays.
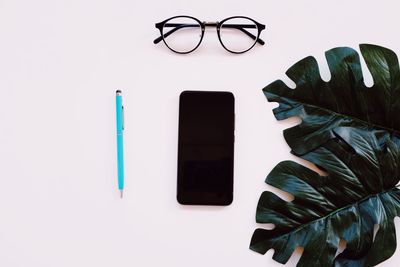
[[1, 0, 400, 266]]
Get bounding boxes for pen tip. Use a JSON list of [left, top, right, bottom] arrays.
[[120, 190, 123, 199]]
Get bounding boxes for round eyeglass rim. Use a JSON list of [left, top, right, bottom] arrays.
[[217, 16, 262, 54], [159, 15, 205, 54]]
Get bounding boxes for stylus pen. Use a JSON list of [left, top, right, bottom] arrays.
[[116, 90, 124, 198]]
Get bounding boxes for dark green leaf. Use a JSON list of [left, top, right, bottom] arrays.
[[264, 44, 400, 156], [250, 128, 400, 266]]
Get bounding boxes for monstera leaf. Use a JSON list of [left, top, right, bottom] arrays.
[[250, 128, 400, 266], [264, 44, 400, 156], [251, 44, 400, 266]]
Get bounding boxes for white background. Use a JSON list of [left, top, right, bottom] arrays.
[[1, 0, 400, 266]]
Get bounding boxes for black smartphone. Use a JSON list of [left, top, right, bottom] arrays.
[[177, 91, 235, 205]]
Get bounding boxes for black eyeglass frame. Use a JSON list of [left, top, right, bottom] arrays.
[[154, 15, 266, 54]]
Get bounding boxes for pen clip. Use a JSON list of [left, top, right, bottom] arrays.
[[122, 106, 125, 130]]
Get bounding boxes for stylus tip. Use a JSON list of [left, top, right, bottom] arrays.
[[120, 190, 123, 199]]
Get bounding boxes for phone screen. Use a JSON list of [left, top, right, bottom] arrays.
[[177, 91, 234, 205]]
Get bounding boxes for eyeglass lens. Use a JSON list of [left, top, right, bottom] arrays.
[[162, 17, 202, 53], [219, 17, 258, 53]]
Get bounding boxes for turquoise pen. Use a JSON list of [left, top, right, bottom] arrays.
[[116, 90, 124, 198]]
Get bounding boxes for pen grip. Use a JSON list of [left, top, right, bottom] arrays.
[[117, 134, 124, 190]]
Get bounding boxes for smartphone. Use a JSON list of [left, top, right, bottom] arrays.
[[177, 91, 235, 205]]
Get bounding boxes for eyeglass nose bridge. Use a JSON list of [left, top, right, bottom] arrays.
[[203, 21, 219, 28]]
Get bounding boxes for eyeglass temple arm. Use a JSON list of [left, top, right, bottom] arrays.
[[153, 23, 265, 45], [222, 24, 265, 45], [153, 23, 199, 44]]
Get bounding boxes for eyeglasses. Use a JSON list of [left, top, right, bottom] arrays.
[[153, 15, 266, 54]]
